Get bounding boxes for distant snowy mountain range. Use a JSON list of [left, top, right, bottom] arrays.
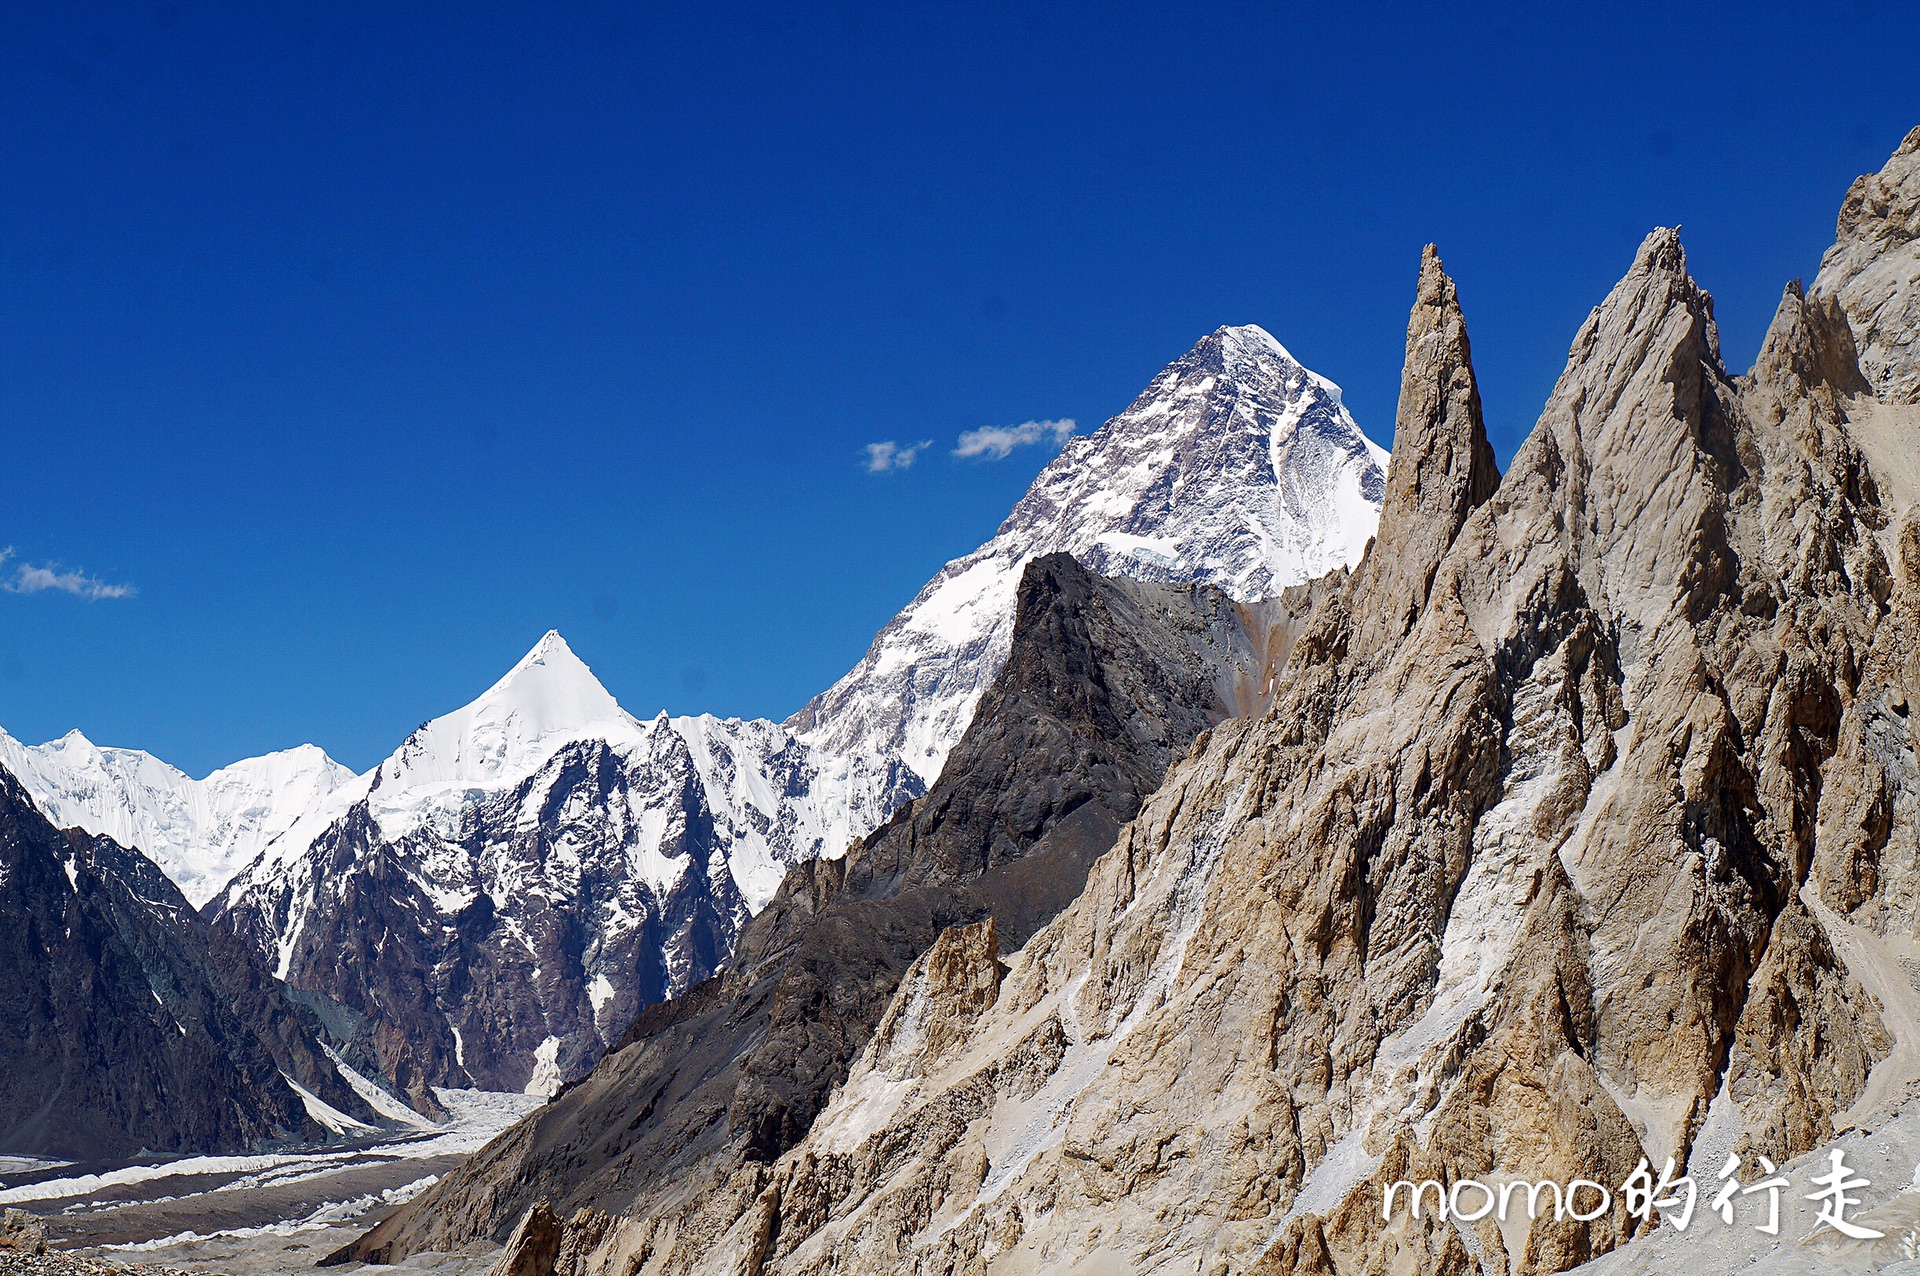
[[0, 322, 1387, 1095], [0, 730, 355, 909]]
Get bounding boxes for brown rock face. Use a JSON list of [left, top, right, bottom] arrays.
[[1813, 124, 1920, 405], [495, 132, 1920, 1276], [327, 131, 1920, 1276], [0, 1209, 48, 1255], [492, 1199, 562, 1276]]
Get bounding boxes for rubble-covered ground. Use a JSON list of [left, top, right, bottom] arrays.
[[0, 1092, 537, 1276]]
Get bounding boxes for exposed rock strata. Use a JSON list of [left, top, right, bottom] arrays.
[[491, 1199, 562, 1276], [334, 554, 1264, 1266]]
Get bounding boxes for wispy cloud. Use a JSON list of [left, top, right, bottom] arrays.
[[863, 439, 932, 472], [953, 418, 1075, 460], [0, 548, 136, 600]]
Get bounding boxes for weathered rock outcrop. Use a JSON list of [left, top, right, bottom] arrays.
[[333, 553, 1266, 1265], [0, 1209, 48, 1255], [330, 130, 1920, 1276], [512, 131, 1920, 1276], [0, 767, 381, 1158], [1813, 124, 1920, 405], [492, 1199, 563, 1276]]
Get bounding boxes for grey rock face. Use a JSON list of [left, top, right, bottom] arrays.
[[0, 767, 380, 1158], [330, 553, 1265, 1266]]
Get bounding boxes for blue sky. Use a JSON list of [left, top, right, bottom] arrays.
[[1, 2, 1915, 774]]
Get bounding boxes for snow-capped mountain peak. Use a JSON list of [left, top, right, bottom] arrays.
[[377, 630, 635, 792], [488, 629, 607, 708], [1012, 320, 1386, 597], [790, 321, 1389, 824], [1212, 321, 1316, 377], [215, 641, 844, 1092], [357, 630, 650, 849]]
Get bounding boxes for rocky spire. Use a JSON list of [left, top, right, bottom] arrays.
[[1751, 278, 1871, 402], [1469, 226, 1738, 636], [1813, 125, 1920, 403], [1360, 244, 1500, 644]]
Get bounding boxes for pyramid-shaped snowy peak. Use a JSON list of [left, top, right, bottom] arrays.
[[374, 630, 640, 796], [791, 322, 1388, 826], [1009, 323, 1387, 596]]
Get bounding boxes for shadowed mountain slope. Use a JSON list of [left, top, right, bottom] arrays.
[[0, 766, 383, 1158]]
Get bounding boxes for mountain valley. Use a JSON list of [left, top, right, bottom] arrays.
[[3, 117, 1916, 1276]]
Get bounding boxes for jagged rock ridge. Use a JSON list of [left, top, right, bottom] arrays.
[[1814, 125, 1920, 406], [472, 131, 1920, 1276]]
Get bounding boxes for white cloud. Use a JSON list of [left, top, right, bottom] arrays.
[[0, 548, 135, 600], [953, 418, 1075, 460], [863, 439, 931, 473]]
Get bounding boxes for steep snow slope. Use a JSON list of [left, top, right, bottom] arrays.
[[0, 728, 355, 908], [790, 323, 1387, 832]]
